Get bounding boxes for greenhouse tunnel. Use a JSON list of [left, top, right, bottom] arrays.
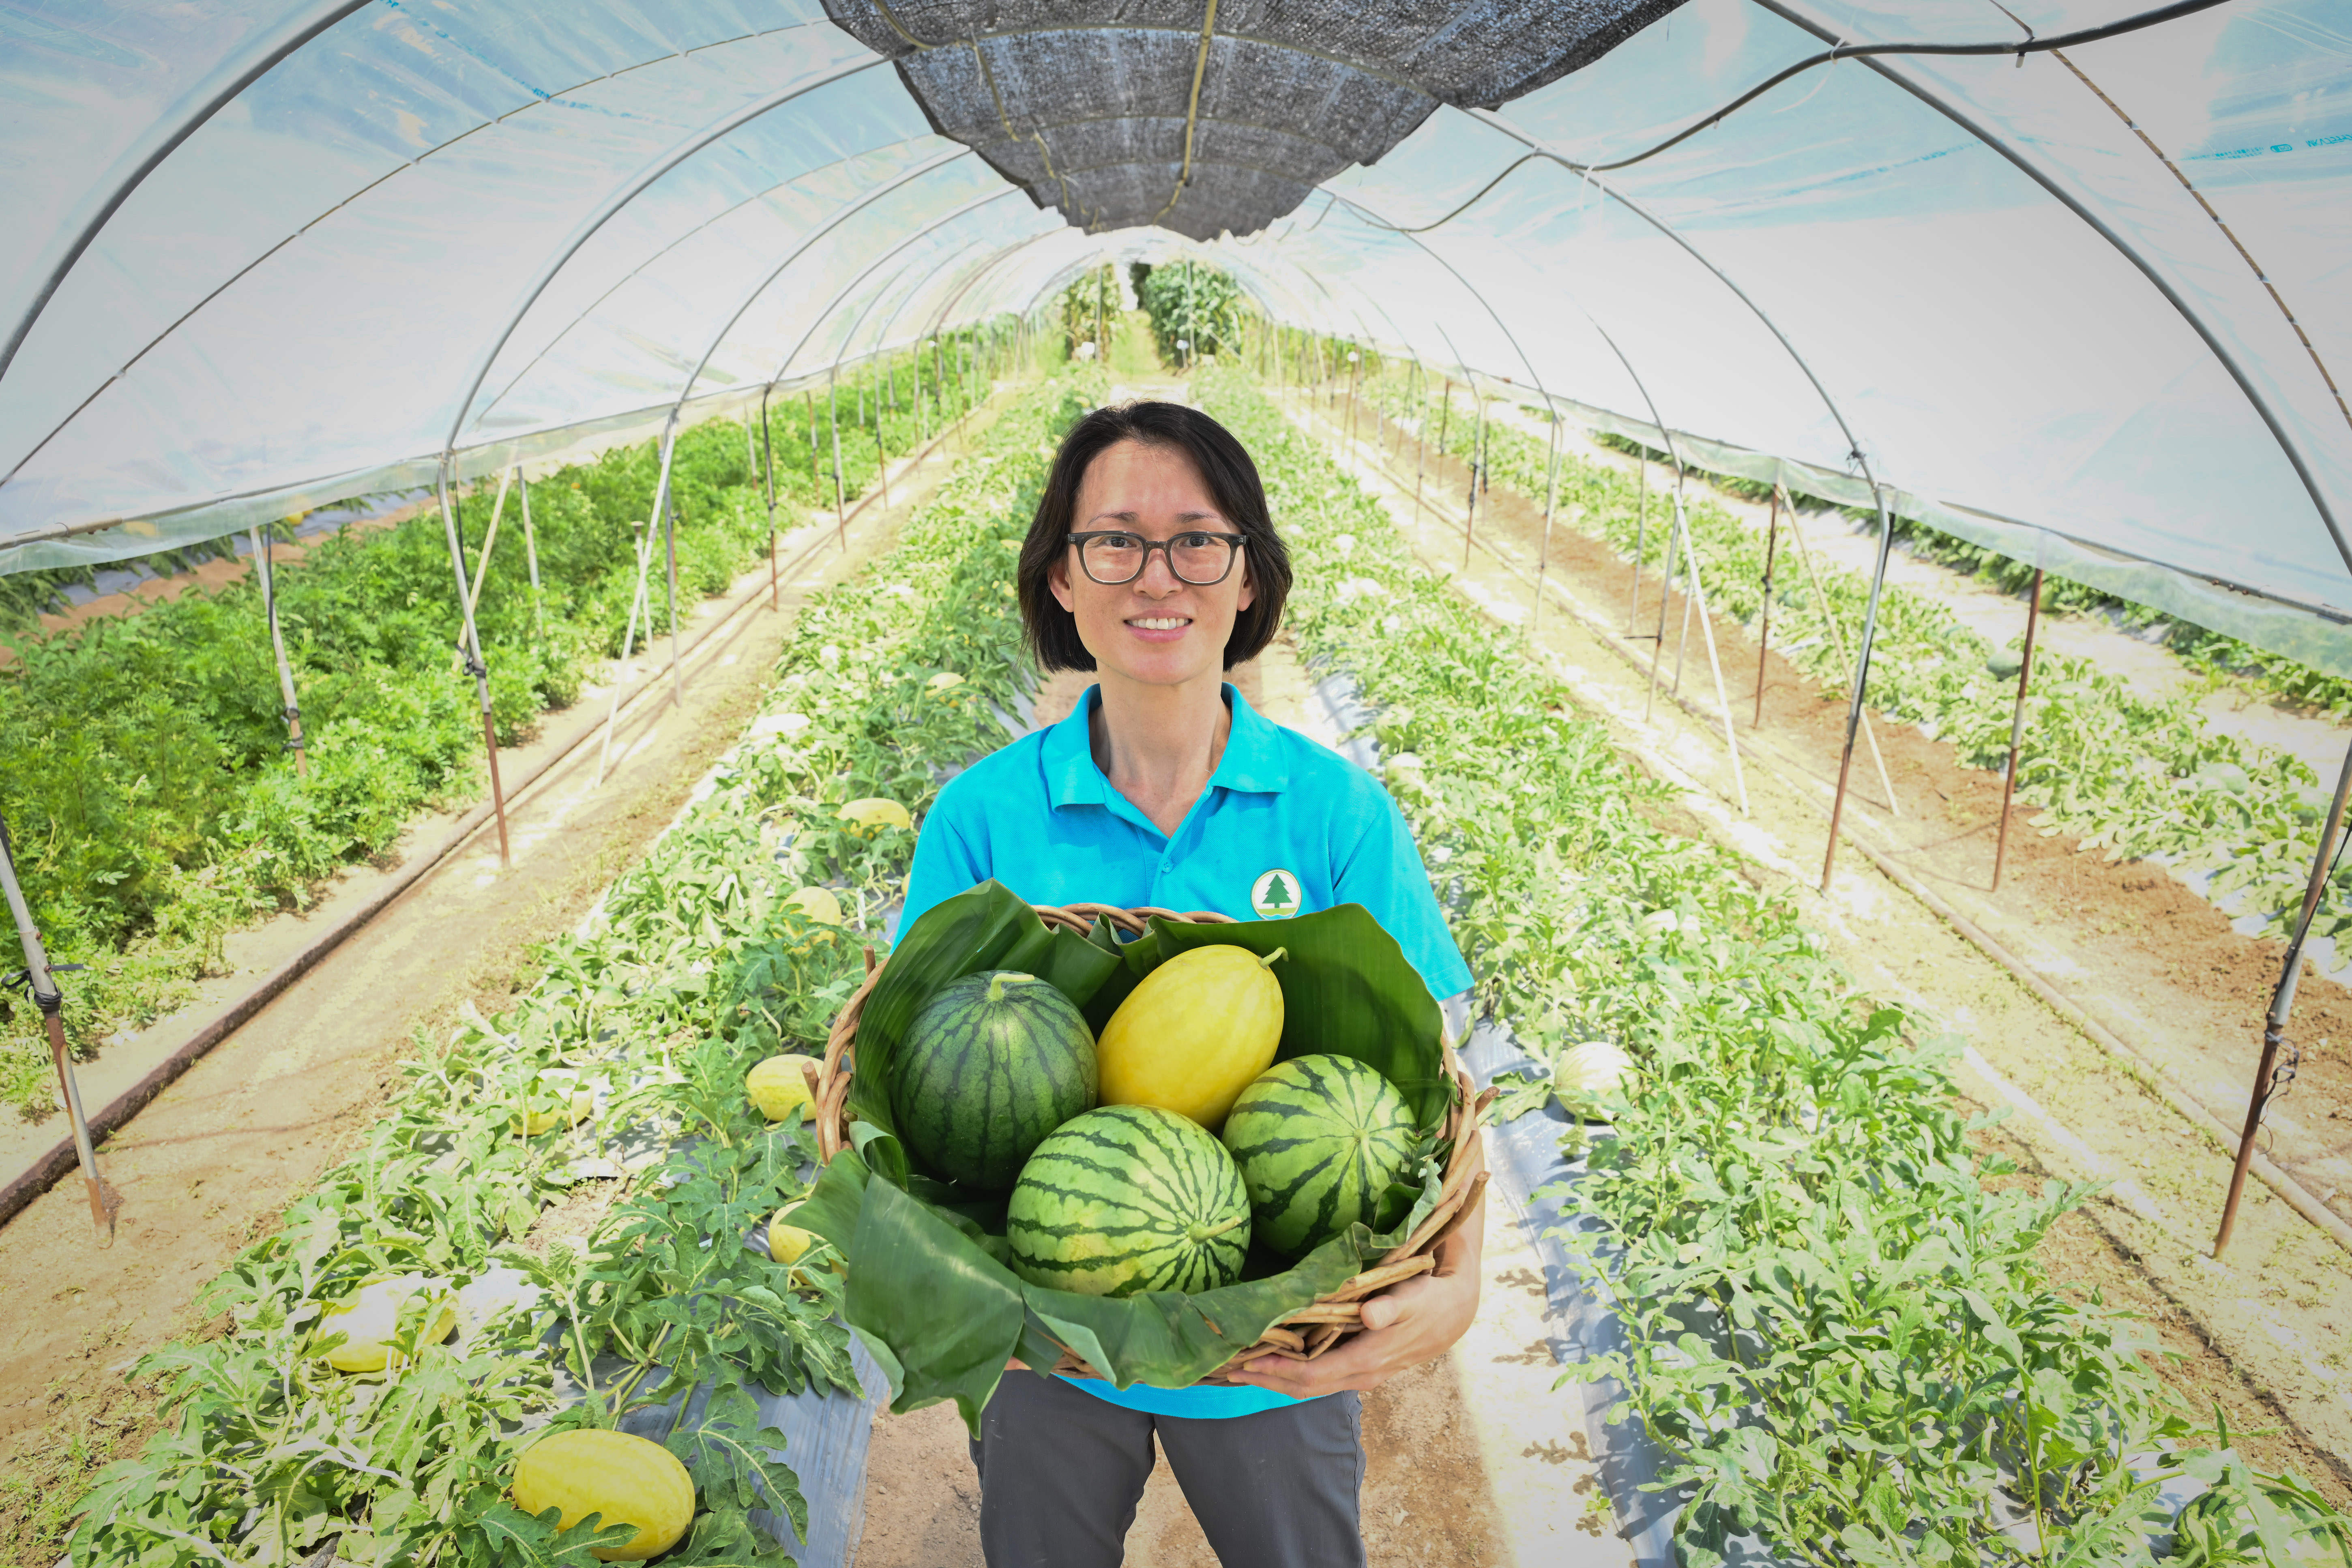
[[4, 0, 2352, 1560]]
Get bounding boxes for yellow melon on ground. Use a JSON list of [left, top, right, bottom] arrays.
[[511, 1428, 695, 1562], [784, 886, 843, 927], [315, 1275, 457, 1373], [837, 797, 911, 837], [746, 1055, 817, 1122], [1097, 945, 1286, 1130], [512, 1070, 597, 1136]]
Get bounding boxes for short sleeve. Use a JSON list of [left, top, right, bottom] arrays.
[[900, 798, 984, 937], [1333, 785, 1474, 1004]]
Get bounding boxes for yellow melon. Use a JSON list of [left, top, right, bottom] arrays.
[[747, 1055, 818, 1122], [315, 1275, 457, 1373], [784, 886, 843, 927], [510, 1428, 695, 1561], [1097, 945, 1286, 1130], [837, 798, 911, 837], [513, 1071, 596, 1136]]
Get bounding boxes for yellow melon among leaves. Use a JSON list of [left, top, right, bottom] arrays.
[[1098, 945, 1285, 1131], [511, 1428, 695, 1562], [746, 1055, 818, 1122], [313, 1275, 457, 1373], [837, 798, 911, 837]]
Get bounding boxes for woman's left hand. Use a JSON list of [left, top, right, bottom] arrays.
[[1223, 1187, 1486, 1399]]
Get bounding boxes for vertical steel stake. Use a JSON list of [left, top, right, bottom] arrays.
[[1992, 567, 2044, 891], [2215, 734, 2352, 1255], [1754, 488, 1781, 726], [437, 463, 511, 868], [1644, 498, 1682, 724], [1820, 486, 1899, 892], [1781, 494, 1901, 817], [518, 469, 545, 645], [249, 523, 306, 775], [0, 812, 116, 1240]]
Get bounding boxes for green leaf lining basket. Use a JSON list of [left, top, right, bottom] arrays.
[[797, 882, 1491, 1430]]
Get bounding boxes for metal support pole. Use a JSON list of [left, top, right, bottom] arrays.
[[518, 469, 545, 645], [1463, 383, 1484, 572], [457, 466, 514, 634], [828, 372, 847, 548], [1676, 502, 1752, 816], [595, 516, 655, 786], [1629, 455, 1649, 633], [1533, 410, 1562, 634], [0, 812, 116, 1240], [1992, 567, 2043, 891], [436, 463, 511, 869], [664, 493, 680, 709], [758, 386, 778, 611], [1820, 487, 1899, 892], [1781, 501, 1901, 817], [1754, 488, 1781, 725], [249, 523, 305, 775], [2215, 734, 2352, 1256]]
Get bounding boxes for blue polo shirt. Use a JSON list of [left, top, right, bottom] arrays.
[[899, 682, 1471, 1419]]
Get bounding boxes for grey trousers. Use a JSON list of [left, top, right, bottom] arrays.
[[968, 1369, 1368, 1568]]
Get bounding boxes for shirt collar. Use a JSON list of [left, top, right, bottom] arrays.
[[1044, 682, 1290, 810]]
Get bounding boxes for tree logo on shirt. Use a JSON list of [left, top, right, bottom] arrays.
[[1249, 868, 1301, 919]]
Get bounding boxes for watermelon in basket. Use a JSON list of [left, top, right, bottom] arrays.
[[794, 880, 1492, 1435]]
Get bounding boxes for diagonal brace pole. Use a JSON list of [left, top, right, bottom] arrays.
[[0, 812, 118, 1240]]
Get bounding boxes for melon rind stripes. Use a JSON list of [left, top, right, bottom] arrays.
[[1005, 1105, 1252, 1297], [893, 970, 1097, 1193], [1223, 1053, 1417, 1258]]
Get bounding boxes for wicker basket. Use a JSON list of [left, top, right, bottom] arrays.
[[802, 902, 1493, 1381]]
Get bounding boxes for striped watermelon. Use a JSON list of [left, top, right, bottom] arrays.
[[893, 970, 1096, 1192], [1223, 1054, 1418, 1258], [1005, 1106, 1250, 1296]]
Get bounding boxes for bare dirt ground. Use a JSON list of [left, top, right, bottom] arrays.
[[0, 420, 993, 1561], [1294, 391, 2352, 1512]]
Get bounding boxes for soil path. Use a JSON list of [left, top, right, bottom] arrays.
[[0, 415, 998, 1559], [850, 628, 1629, 1567], [1293, 392, 2352, 1508]]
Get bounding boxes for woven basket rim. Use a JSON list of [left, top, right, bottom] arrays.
[[803, 899, 1490, 1382]]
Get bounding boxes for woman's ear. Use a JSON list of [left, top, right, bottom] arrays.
[[1048, 549, 1075, 613], [1236, 555, 1255, 615]]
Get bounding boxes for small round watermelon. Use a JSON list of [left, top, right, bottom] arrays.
[[893, 970, 1096, 1192], [1223, 1054, 1418, 1258], [1006, 1105, 1250, 1296]]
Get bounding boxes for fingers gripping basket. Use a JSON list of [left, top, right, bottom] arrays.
[[803, 901, 1494, 1380]]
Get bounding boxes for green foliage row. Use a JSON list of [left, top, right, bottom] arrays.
[[0, 335, 1003, 1117], [59, 370, 1096, 1566], [1367, 375, 2352, 948], [1135, 260, 1247, 366], [1199, 365, 2350, 1568]]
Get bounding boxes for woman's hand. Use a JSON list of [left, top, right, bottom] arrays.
[[1223, 1187, 1486, 1399]]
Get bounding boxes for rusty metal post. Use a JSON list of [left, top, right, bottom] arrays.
[[2215, 732, 2352, 1256], [1753, 487, 1781, 726], [0, 813, 116, 1240], [1992, 568, 2044, 891], [1820, 485, 1898, 893]]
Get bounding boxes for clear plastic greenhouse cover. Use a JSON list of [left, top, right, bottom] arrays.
[[1, 0, 2347, 674]]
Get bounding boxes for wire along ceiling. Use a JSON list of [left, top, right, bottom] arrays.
[[820, 0, 1685, 239]]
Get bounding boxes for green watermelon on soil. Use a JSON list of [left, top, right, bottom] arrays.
[[892, 970, 1097, 1191], [1224, 1053, 1418, 1257], [1005, 1105, 1251, 1296]]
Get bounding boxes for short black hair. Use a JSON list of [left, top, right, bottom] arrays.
[[1017, 401, 1291, 674]]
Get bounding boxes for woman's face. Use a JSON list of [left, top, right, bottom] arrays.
[[1050, 438, 1254, 692]]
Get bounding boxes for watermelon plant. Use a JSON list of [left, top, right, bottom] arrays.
[[1362, 366, 2352, 951], [1197, 365, 2352, 1567], [50, 369, 1079, 1565]]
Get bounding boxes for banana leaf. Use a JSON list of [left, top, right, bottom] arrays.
[[804, 884, 1455, 1435]]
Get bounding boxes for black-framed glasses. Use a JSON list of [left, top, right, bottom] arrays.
[[1067, 530, 1247, 586]]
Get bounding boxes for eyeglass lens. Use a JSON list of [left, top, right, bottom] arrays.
[[1079, 533, 1239, 585]]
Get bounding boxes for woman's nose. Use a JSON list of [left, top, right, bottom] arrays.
[[1134, 548, 1184, 594]]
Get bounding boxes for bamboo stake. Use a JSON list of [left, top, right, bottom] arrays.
[[0, 812, 117, 1240], [664, 495, 680, 709], [457, 466, 514, 633], [594, 517, 655, 786], [1821, 488, 1901, 892], [1674, 501, 1752, 815], [517, 469, 545, 646], [1753, 486, 1781, 725], [436, 464, 511, 868], [249, 523, 306, 775], [1533, 410, 1561, 634], [828, 373, 846, 549]]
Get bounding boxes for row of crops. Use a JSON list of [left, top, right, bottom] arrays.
[[0, 333, 1002, 1117], [1333, 363, 2352, 950], [59, 370, 1083, 1563], [49, 342, 2348, 1563], [1191, 365, 2348, 1564]]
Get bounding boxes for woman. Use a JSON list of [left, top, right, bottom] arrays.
[[899, 400, 1481, 1568]]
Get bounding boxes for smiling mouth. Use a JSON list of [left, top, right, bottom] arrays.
[[1127, 616, 1191, 631]]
